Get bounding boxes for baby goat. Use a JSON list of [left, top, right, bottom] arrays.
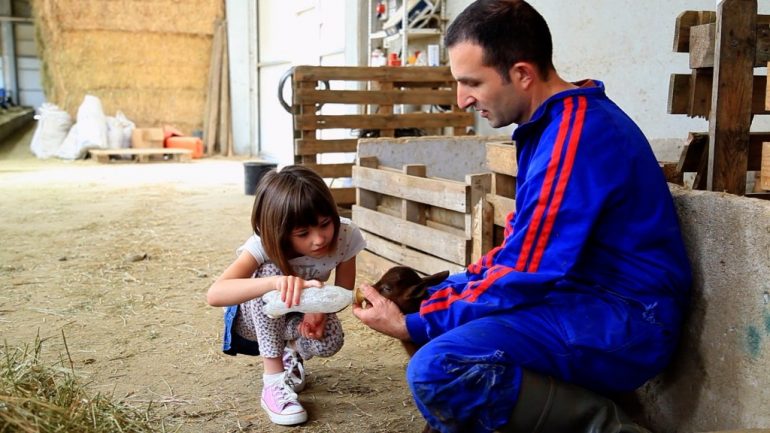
[[367, 266, 449, 314]]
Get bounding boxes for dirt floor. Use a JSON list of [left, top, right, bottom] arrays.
[[0, 124, 423, 432]]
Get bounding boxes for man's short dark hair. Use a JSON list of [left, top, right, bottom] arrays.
[[445, 0, 554, 82]]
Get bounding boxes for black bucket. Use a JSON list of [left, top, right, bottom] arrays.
[[243, 161, 277, 195]]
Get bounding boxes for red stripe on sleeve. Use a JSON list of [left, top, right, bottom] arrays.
[[514, 97, 574, 271], [420, 265, 513, 314], [527, 96, 587, 272]]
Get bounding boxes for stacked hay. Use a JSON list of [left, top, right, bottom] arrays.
[[31, 0, 224, 134]]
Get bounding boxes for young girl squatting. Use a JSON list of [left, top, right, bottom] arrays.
[[206, 165, 366, 426]]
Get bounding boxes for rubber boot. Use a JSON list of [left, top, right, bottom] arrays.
[[498, 369, 652, 433]]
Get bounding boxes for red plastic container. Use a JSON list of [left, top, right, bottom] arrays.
[[165, 136, 203, 159]]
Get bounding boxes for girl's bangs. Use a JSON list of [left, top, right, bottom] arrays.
[[284, 184, 336, 228]]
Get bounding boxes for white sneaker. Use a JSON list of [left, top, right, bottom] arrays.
[[260, 376, 307, 425], [283, 346, 307, 392]]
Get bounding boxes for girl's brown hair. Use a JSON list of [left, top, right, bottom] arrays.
[[250, 165, 341, 275]]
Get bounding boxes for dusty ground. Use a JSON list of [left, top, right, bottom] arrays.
[[0, 124, 423, 432]]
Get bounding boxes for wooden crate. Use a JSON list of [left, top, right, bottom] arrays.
[[483, 140, 517, 247], [352, 135, 515, 277], [291, 66, 475, 208], [353, 156, 489, 276]]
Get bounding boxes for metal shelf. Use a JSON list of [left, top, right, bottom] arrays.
[[367, 0, 446, 66]]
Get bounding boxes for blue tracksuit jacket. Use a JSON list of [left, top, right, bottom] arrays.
[[403, 80, 692, 433]]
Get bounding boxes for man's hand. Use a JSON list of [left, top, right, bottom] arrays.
[[352, 283, 410, 341]]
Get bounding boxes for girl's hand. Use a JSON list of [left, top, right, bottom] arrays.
[[276, 276, 322, 308], [300, 313, 327, 340]]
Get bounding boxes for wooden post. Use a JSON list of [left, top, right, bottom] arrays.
[[707, 0, 757, 194], [401, 164, 427, 225], [466, 173, 491, 264], [762, 142, 770, 190]]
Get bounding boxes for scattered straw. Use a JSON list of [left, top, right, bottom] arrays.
[[0, 331, 168, 432]]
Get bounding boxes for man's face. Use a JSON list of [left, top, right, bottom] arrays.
[[448, 41, 526, 127]]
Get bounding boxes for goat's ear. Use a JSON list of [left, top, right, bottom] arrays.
[[406, 270, 450, 300], [421, 270, 449, 288]]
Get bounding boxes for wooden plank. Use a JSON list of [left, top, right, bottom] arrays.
[[668, 74, 690, 115], [427, 208, 465, 231], [673, 10, 716, 52], [762, 142, 770, 191], [679, 132, 768, 172], [487, 193, 516, 228], [203, 18, 224, 155], [465, 173, 492, 240], [689, 69, 713, 118], [295, 138, 358, 156], [331, 187, 356, 207], [668, 73, 768, 117], [352, 165, 469, 213], [707, 0, 757, 194], [492, 172, 516, 198], [402, 165, 427, 224], [303, 163, 353, 178], [486, 142, 518, 175], [471, 196, 493, 264], [89, 148, 192, 163], [356, 156, 379, 210], [377, 80, 395, 137], [690, 23, 770, 68], [294, 88, 456, 106], [362, 232, 466, 276], [295, 112, 474, 130], [293, 65, 455, 83], [357, 249, 402, 285], [89, 148, 192, 156], [677, 132, 708, 173], [218, 22, 231, 156], [296, 80, 318, 165], [659, 161, 683, 184], [352, 205, 468, 265]]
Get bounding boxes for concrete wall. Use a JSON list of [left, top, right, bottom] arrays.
[[446, 0, 770, 161], [357, 135, 506, 181], [636, 188, 770, 432]]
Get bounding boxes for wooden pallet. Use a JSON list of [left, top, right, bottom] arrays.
[[291, 65, 475, 208], [89, 148, 193, 163]]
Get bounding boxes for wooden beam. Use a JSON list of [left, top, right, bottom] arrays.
[[294, 88, 456, 106], [293, 66, 455, 83], [762, 142, 770, 191], [362, 232, 466, 276], [294, 138, 358, 156], [707, 0, 757, 194], [689, 23, 770, 68], [295, 112, 475, 131], [330, 187, 356, 207], [673, 10, 717, 52], [302, 163, 353, 178], [486, 193, 516, 228], [678, 132, 768, 175], [485, 142, 518, 176], [352, 205, 468, 265], [668, 73, 767, 117], [402, 165, 428, 225], [352, 165, 469, 213]]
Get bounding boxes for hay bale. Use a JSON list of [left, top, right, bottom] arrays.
[[32, 0, 224, 133]]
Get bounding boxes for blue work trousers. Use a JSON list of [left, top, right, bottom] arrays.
[[406, 292, 678, 433]]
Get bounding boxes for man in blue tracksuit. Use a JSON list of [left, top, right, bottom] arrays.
[[353, 1, 691, 432]]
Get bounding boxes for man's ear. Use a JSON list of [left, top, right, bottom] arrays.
[[510, 62, 537, 89]]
